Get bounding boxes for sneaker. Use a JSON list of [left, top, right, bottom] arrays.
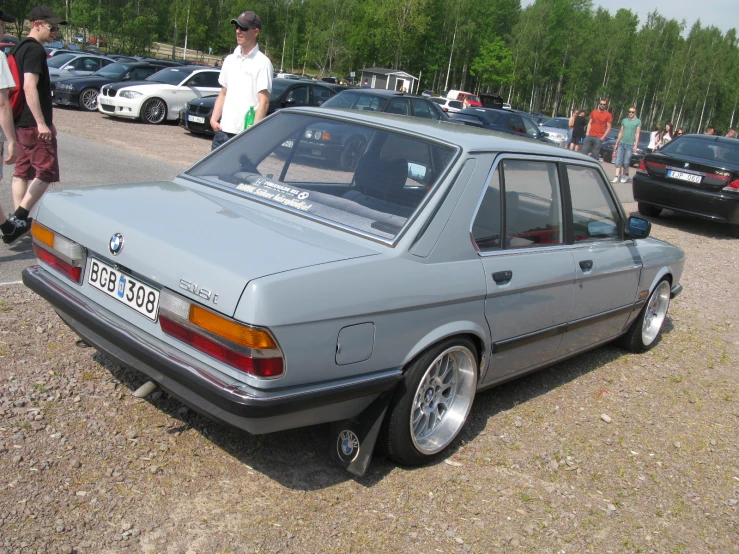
[[2, 218, 31, 245], [611, 176, 619, 183], [620, 176, 628, 183]]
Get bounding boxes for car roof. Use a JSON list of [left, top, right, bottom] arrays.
[[338, 89, 409, 97], [287, 106, 598, 160]]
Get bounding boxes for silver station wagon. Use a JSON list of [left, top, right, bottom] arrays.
[[23, 108, 685, 475]]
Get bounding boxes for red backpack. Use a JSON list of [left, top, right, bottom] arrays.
[[7, 39, 35, 120]]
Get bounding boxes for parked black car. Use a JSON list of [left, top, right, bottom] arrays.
[[52, 62, 175, 111], [450, 108, 559, 145], [633, 134, 739, 236], [320, 89, 451, 121], [180, 80, 346, 136], [600, 130, 651, 165]]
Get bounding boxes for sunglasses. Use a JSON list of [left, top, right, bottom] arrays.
[[628, 110, 636, 114], [43, 24, 60, 32], [599, 104, 607, 107], [235, 24, 253, 32]]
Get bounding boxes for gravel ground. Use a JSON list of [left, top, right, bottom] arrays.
[[1, 109, 738, 554]]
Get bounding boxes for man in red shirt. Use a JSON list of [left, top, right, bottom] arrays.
[[580, 99, 612, 160]]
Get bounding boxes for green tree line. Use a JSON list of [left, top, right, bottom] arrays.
[[1, 0, 737, 132]]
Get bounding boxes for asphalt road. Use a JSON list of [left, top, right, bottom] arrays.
[[0, 131, 184, 285], [0, 129, 631, 285]]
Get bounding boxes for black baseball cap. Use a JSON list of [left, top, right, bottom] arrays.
[[230, 11, 262, 30], [0, 11, 17, 23], [28, 5, 68, 25]]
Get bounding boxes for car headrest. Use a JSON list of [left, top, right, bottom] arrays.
[[354, 157, 408, 196]]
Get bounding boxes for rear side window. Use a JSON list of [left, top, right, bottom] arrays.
[[506, 115, 526, 134], [411, 99, 434, 119], [566, 165, 621, 240], [472, 160, 563, 250]]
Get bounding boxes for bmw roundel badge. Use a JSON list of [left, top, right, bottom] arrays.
[[337, 430, 360, 463], [109, 233, 125, 255]]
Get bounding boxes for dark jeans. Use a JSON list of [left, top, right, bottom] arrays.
[[211, 130, 237, 151], [580, 136, 603, 160]]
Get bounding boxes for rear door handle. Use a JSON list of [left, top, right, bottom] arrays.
[[579, 260, 593, 271], [492, 270, 513, 283]]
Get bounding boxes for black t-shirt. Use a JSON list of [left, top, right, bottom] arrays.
[[573, 115, 588, 137], [13, 38, 52, 128]]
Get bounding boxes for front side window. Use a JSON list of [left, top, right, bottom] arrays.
[[566, 165, 621, 241], [411, 99, 434, 119], [522, 117, 540, 138], [186, 112, 457, 242]]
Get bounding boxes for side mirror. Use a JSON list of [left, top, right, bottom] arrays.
[[625, 216, 651, 239], [282, 97, 296, 106], [540, 131, 549, 137]]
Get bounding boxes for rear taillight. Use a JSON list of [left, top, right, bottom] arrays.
[[158, 291, 284, 379], [637, 160, 647, 173], [31, 222, 86, 284], [647, 161, 666, 169], [723, 178, 739, 192]]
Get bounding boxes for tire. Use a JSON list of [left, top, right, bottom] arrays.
[[339, 136, 366, 171], [78, 87, 99, 112], [617, 278, 671, 353], [638, 203, 662, 217], [382, 337, 478, 466], [728, 224, 739, 238], [141, 98, 167, 124]]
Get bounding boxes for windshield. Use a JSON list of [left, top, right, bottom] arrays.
[[661, 137, 739, 164], [185, 112, 457, 242], [94, 63, 131, 79], [48, 54, 76, 68], [145, 67, 193, 85], [542, 118, 569, 129]]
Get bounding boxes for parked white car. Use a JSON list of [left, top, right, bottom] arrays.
[[537, 117, 570, 147], [428, 97, 464, 113], [48, 53, 116, 82], [98, 66, 221, 124]]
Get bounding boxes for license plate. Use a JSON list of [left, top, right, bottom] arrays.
[[667, 170, 702, 184], [188, 115, 205, 124], [88, 259, 160, 321]]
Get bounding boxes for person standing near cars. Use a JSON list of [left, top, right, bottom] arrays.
[[9, 6, 66, 229], [210, 10, 272, 151], [611, 106, 641, 183], [569, 110, 588, 152], [0, 9, 24, 245], [580, 99, 612, 160]]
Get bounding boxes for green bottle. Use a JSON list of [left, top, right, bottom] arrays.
[[244, 106, 255, 130]]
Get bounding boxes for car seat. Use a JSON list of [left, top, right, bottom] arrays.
[[343, 157, 412, 217]]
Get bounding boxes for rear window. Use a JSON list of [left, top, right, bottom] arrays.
[[661, 137, 739, 164], [322, 92, 388, 112], [542, 118, 569, 130], [186, 112, 457, 242]]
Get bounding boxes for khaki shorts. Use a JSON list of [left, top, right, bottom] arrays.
[[14, 127, 60, 183]]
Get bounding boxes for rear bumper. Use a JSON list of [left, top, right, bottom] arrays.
[[23, 265, 402, 435], [633, 174, 739, 225]]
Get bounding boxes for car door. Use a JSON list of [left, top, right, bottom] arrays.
[[472, 157, 575, 383], [557, 163, 642, 355]]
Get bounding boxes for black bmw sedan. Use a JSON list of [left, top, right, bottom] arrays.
[[450, 108, 559, 145], [52, 62, 172, 111], [180, 79, 346, 136], [633, 134, 739, 236]]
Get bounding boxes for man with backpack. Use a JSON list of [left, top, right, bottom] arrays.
[[0, 9, 24, 244], [7, 6, 66, 230]]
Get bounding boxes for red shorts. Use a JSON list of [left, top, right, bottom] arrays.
[[14, 127, 60, 183]]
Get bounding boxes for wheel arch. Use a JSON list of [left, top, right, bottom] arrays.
[[401, 322, 488, 379]]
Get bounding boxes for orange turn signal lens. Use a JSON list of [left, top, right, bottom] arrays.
[[188, 304, 277, 349], [31, 221, 55, 248]]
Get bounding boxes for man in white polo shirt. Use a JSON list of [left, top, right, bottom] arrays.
[[210, 10, 273, 150]]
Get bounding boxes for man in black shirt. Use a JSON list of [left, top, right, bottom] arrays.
[[9, 5, 66, 227]]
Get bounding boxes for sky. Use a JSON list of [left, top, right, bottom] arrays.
[[520, 0, 739, 35]]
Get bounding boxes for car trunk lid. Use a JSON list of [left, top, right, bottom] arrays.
[[644, 152, 737, 191], [36, 181, 381, 317]]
